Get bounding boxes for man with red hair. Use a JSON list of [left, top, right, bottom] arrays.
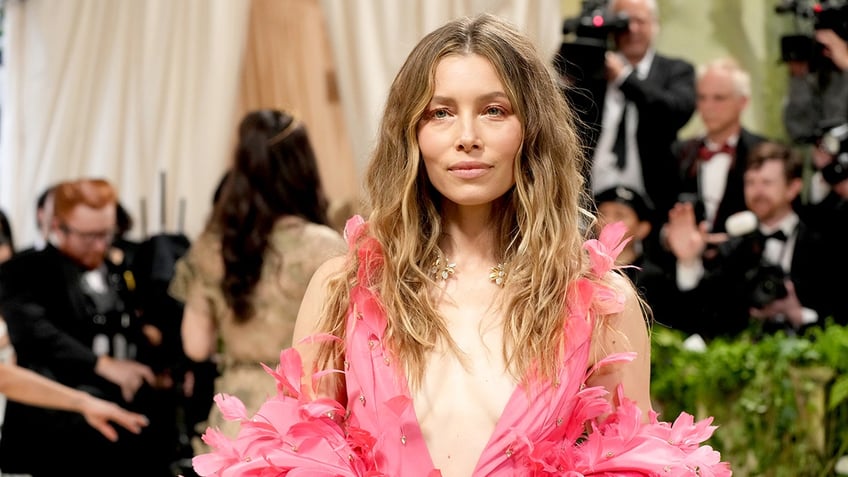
[[0, 178, 170, 476]]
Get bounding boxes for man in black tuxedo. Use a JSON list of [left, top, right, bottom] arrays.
[[672, 57, 768, 241], [800, 133, 848, 326], [0, 179, 172, 476], [665, 142, 840, 339], [583, 0, 696, 221]]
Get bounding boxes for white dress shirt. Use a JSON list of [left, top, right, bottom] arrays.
[[699, 134, 738, 231]]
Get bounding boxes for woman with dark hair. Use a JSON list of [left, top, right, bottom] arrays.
[[169, 109, 346, 449]]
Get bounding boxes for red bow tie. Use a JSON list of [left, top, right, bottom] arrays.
[[699, 142, 735, 161]]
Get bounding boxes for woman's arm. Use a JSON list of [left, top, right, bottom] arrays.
[[586, 275, 653, 418], [181, 286, 217, 362], [292, 255, 347, 400], [0, 362, 148, 441]]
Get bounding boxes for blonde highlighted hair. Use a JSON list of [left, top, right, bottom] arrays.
[[318, 13, 605, 388]]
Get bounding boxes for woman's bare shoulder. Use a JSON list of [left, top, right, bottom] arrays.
[[591, 272, 650, 362], [292, 255, 348, 344]]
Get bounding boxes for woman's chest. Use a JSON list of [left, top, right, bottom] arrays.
[[411, 323, 516, 476]]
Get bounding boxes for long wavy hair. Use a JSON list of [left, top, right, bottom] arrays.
[[318, 13, 597, 388], [210, 109, 330, 323]]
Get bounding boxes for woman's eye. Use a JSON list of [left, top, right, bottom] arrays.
[[485, 106, 505, 116], [432, 109, 449, 119]]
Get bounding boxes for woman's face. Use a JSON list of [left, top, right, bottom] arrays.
[[417, 54, 522, 208]]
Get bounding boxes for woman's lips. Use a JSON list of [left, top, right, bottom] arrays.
[[449, 162, 491, 179]]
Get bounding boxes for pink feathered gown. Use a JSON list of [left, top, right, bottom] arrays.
[[192, 217, 732, 477]]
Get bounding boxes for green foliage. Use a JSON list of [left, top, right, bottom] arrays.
[[651, 321, 848, 477]]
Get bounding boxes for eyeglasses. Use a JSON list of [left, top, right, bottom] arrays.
[[59, 223, 116, 245]]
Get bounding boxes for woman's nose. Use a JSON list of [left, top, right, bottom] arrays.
[[455, 118, 482, 151]]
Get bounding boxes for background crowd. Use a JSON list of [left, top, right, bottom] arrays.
[[0, 0, 846, 476]]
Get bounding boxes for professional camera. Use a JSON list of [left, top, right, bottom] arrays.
[[822, 152, 848, 183], [553, 0, 629, 142], [775, 0, 848, 70], [554, 0, 630, 83], [745, 261, 789, 308], [818, 122, 848, 184]]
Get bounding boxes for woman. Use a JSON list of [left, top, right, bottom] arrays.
[[194, 15, 729, 476], [169, 109, 346, 445]]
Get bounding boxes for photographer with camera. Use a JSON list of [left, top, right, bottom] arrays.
[[787, 19, 848, 303], [781, 2, 848, 144], [800, 127, 848, 324], [799, 26, 848, 220], [560, 0, 695, 221], [806, 119, 848, 202], [664, 141, 840, 339]]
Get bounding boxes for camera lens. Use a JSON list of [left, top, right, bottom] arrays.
[[822, 153, 848, 185]]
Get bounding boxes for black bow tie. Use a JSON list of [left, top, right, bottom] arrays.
[[760, 230, 788, 242]]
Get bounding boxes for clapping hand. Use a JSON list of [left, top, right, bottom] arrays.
[[665, 202, 707, 263]]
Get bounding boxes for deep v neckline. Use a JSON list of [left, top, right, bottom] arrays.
[[344, 281, 592, 476], [400, 372, 524, 476], [345, 286, 579, 476]]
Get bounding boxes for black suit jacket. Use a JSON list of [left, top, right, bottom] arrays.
[[626, 54, 696, 216], [799, 192, 848, 325], [574, 53, 696, 217], [672, 128, 767, 234]]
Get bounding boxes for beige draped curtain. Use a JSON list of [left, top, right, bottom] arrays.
[[0, 0, 251, 245]]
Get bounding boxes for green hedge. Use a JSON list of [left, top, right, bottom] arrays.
[[650, 321, 848, 477]]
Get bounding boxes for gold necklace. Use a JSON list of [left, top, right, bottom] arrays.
[[430, 255, 456, 280], [488, 262, 507, 286], [431, 253, 506, 287]]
